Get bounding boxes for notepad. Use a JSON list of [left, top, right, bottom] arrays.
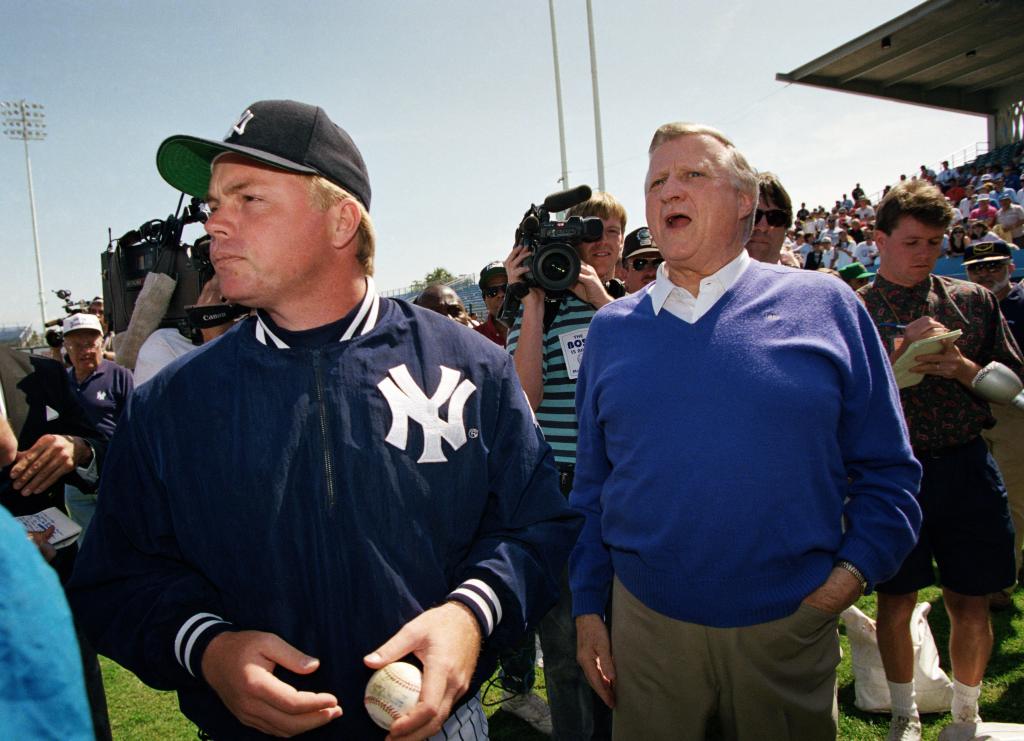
[[16, 507, 83, 549], [893, 329, 963, 389]]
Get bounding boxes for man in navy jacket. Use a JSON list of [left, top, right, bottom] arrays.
[[68, 100, 579, 740]]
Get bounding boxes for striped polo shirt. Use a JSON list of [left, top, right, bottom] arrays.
[[507, 295, 595, 465]]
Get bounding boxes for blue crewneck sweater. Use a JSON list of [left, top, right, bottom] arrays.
[[569, 261, 922, 628]]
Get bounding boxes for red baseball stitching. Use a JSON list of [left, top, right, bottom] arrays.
[[365, 694, 401, 720], [383, 666, 421, 694]]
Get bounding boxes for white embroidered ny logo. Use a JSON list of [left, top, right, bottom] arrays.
[[377, 365, 476, 463], [229, 109, 255, 137]]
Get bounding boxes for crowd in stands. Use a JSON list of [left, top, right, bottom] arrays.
[[775, 146, 1024, 277]]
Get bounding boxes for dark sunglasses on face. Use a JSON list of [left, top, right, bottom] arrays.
[[966, 261, 1009, 274], [755, 208, 789, 228], [629, 257, 663, 271], [482, 284, 508, 299]]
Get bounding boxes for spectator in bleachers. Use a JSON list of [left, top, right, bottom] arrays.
[[830, 229, 857, 270], [937, 160, 958, 190], [856, 197, 876, 222], [805, 234, 829, 270], [970, 194, 999, 227], [996, 193, 1024, 248], [959, 185, 977, 220], [970, 218, 1002, 244], [854, 227, 879, 268], [473, 261, 508, 346], [1005, 164, 1021, 191], [947, 224, 970, 256]]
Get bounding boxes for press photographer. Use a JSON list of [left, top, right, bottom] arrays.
[[503, 188, 626, 741], [102, 195, 247, 372]]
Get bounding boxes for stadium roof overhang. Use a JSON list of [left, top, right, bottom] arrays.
[[776, 0, 1024, 141]]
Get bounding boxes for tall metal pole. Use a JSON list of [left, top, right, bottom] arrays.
[[2, 100, 48, 333], [586, 0, 606, 192], [548, 0, 570, 191]]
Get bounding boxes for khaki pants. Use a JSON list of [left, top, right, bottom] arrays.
[[982, 403, 1024, 576], [611, 578, 840, 741]]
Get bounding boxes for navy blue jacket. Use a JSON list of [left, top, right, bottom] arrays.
[[69, 296, 580, 739]]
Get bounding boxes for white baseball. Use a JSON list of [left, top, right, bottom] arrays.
[[364, 661, 422, 730]]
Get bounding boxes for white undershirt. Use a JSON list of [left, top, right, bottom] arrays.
[[648, 250, 750, 324]]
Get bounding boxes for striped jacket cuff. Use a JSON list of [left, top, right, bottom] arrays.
[[447, 579, 502, 637], [174, 612, 232, 678]]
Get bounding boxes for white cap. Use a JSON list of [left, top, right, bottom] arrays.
[[62, 313, 103, 335]]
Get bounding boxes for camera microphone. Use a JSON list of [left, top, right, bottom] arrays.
[[543, 185, 592, 214]]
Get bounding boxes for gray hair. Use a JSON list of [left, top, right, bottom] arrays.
[[648, 122, 759, 242]]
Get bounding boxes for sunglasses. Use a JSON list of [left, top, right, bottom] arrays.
[[629, 257, 663, 271], [965, 261, 1009, 274], [755, 208, 788, 227], [482, 284, 508, 299]]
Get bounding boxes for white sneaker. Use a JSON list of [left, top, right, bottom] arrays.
[[502, 692, 553, 735], [887, 715, 922, 741]]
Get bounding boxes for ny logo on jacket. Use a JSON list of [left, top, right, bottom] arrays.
[[378, 364, 476, 463]]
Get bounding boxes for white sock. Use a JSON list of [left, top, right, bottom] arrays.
[[951, 679, 981, 723], [889, 680, 919, 719]]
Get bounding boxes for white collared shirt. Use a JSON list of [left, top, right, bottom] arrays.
[[648, 250, 750, 324]]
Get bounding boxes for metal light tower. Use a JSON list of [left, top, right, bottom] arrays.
[[586, 0, 606, 193], [2, 100, 48, 333], [548, 0, 570, 192]]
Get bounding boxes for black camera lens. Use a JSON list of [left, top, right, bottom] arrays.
[[534, 242, 581, 292]]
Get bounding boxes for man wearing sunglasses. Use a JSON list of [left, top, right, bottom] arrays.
[[745, 172, 793, 265], [474, 261, 509, 346], [621, 227, 662, 293], [963, 241, 1024, 613]]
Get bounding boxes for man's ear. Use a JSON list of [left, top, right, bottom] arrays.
[[328, 198, 361, 251]]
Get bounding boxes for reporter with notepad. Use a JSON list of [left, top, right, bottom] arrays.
[[859, 180, 1023, 740]]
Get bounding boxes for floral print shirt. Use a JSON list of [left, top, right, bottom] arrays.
[[859, 273, 1022, 452]]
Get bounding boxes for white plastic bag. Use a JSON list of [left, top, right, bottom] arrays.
[[937, 722, 1024, 741], [841, 602, 953, 713]]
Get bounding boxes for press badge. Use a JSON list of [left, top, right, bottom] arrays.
[[558, 328, 588, 380]]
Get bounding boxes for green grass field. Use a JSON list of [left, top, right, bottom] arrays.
[[101, 587, 1024, 740]]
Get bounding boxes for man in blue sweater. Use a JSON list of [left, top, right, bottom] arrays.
[[68, 100, 580, 741], [570, 122, 923, 740]]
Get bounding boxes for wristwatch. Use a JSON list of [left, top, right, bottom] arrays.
[[835, 560, 867, 594]]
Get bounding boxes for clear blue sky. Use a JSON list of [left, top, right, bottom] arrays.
[[1, 0, 986, 329]]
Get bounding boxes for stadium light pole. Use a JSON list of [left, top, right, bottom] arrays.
[[548, 0, 570, 192], [2, 100, 48, 334], [586, 0, 606, 193]]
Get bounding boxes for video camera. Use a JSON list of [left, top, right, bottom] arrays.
[[499, 185, 603, 327], [101, 195, 214, 339], [42, 289, 92, 347]]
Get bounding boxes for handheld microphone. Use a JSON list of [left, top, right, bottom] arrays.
[[972, 361, 1024, 412]]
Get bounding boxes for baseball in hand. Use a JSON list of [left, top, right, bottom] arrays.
[[364, 661, 422, 730]]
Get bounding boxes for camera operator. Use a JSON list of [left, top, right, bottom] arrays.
[[61, 313, 133, 536], [504, 190, 626, 741], [133, 275, 242, 386]]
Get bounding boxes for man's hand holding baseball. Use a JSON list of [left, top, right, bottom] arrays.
[[201, 630, 341, 737], [364, 601, 481, 741]]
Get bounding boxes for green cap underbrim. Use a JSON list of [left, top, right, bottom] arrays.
[[155, 135, 317, 198]]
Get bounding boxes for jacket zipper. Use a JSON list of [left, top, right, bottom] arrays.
[[312, 349, 336, 510]]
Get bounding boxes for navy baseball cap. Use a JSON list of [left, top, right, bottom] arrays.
[[622, 227, 660, 260], [156, 100, 371, 209], [963, 240, 1013, 266]]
